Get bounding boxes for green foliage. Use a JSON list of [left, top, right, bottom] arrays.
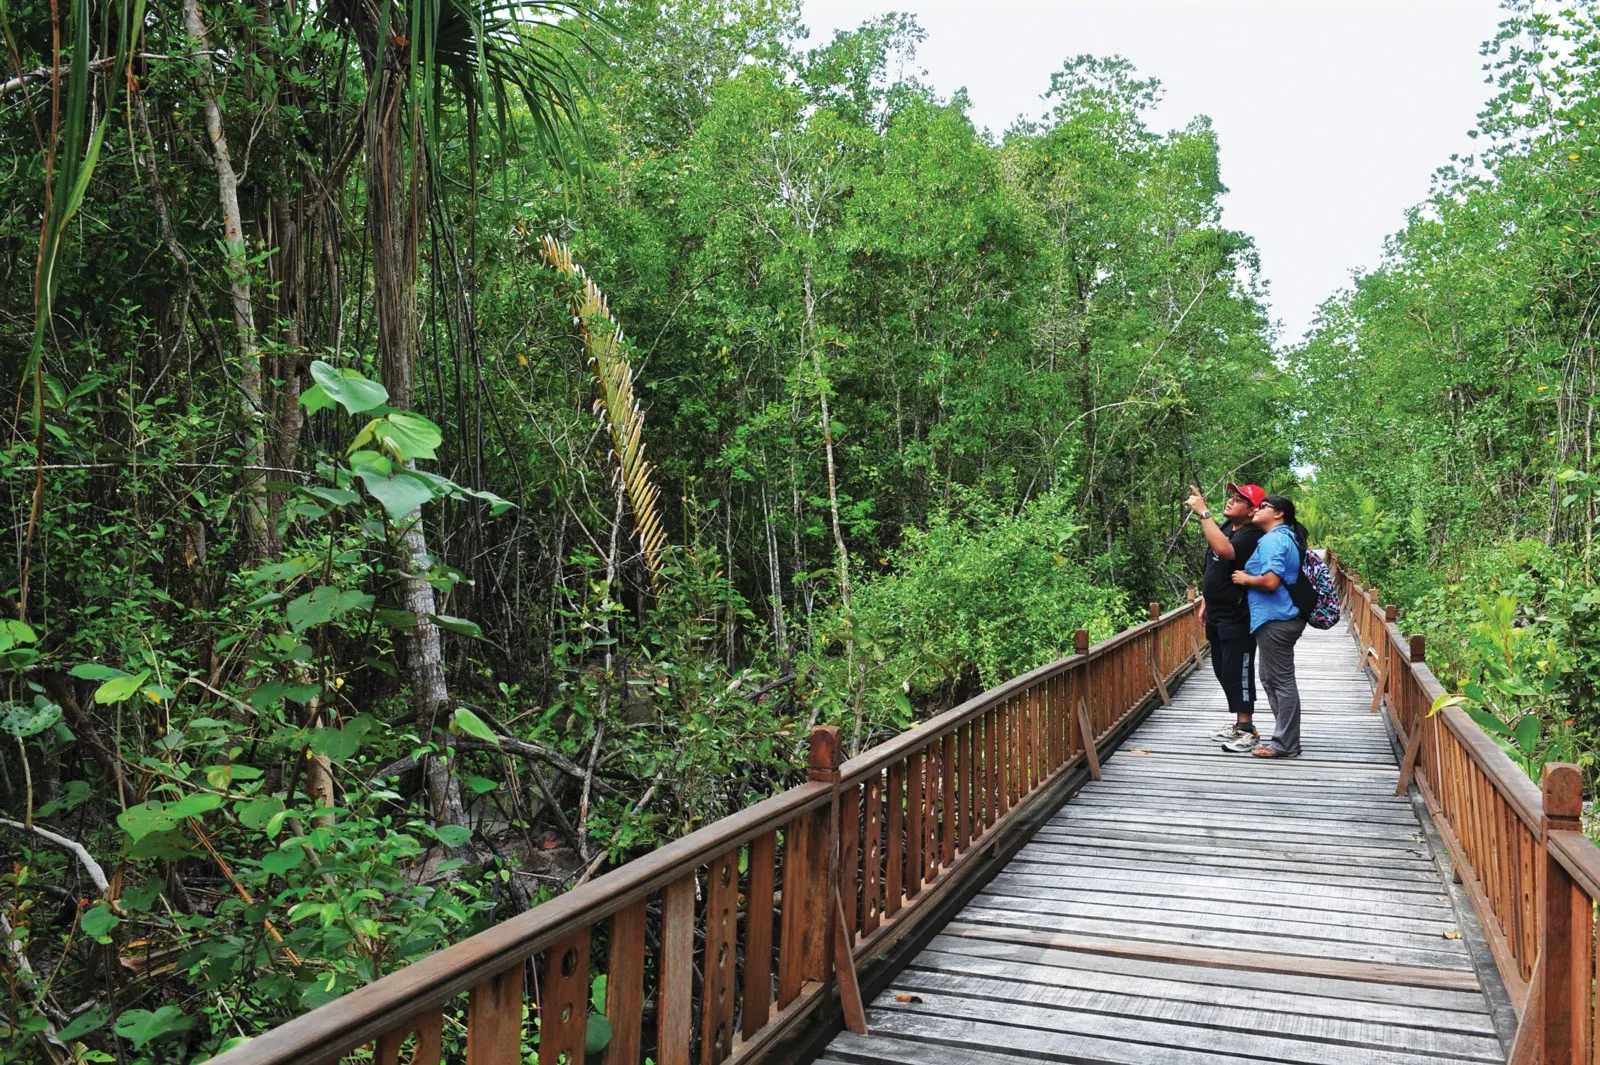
[[832, 488, 1132, 731], [1294, 5, 1600, 790], [0, 0, 1291, 1059]]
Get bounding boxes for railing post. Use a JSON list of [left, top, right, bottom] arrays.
[[1072, 629, 1100, 780], [806, 725, 866, 1034], [1393, 633, 1428, 795], [1540, 763, 1584, 1064], [1148, 602, 1160, 622], [806, 724, 841, 989]]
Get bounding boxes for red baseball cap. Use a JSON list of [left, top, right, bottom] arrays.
[[1226, 483, 1266, 508]]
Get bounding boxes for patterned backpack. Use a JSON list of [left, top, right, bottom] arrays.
[[1294, 548, 1342, 629]]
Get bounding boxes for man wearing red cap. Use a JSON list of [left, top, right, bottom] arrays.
[[1186, 483, 1266, 751]]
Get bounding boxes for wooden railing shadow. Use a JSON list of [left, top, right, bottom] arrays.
[[1331, 553, 1600, 1064], [204, 601, 1205, 1065]]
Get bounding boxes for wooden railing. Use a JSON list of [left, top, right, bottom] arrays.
[[204, 599, 1203, 1065], [1329, 553, 1599, 1063]]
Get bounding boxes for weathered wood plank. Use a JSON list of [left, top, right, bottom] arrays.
[[815, 624, 1500, 1065]]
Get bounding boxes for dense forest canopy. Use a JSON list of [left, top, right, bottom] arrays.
[[7, 0, 1550, 1058], [1295, 0, 1600, 784]]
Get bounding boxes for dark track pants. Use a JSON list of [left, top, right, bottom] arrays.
[[1206, 620, 1256, 719]]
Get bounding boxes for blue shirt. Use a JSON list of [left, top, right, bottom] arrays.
[[1245, 524, 1301, 632]]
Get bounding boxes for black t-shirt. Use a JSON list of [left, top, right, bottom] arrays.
[[1202, 520, 1265, 623]]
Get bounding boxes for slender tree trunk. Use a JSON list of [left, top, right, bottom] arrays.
[[183, 0, 267, 554], [366, 43, 466, 829]]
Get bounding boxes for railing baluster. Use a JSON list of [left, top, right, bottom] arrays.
[[905, 748, 923, 899], [375, 1009, 442, 1065], [701, 848, 739, 1064], [954, 723, 968, 852], [466, 964, 523, 1065], [885, 762, 904, 917], [658, 873, 696, 1065], [941, 730, 956, 865], [840, 782, 859, 940], [607, 900, 647, 1064], [741, 831, 776, 1038], [542, 927, 591, 1065], [863, 776, 883, 934]]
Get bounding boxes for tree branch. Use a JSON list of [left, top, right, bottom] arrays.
[[0, 819, 110, 897]]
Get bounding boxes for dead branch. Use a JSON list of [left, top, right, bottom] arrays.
[[0, 819, 110, 898]]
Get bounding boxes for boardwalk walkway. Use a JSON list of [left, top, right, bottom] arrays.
[[821, 624, 1508, 1065]]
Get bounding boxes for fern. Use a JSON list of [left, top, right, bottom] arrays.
[[539, 236, 669, 588]]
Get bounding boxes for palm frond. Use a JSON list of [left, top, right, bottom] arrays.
[[539, 236, 669, 590]]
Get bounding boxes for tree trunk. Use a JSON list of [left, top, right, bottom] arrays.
[[366, 41, 466, 830], [182, 0, 267, 554]]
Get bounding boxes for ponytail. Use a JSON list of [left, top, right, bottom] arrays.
[[1291, 521, 1310, 564]]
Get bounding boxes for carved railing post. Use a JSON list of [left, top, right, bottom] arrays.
[[1540, 764, 1584, 1065], [806, 726, 866, 1034]]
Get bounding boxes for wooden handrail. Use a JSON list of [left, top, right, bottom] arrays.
[[1328, 553, 1600, 1062], [202, 597, 1204, 1065]]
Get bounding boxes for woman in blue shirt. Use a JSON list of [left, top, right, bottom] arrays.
[[1230, 495, 1306, 758]]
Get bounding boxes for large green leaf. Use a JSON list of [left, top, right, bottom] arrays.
[[374, 411, 444, 461], [81, 904, 120, 943], [68, 663, 127, 681], [56, 1005, 110, 1042], [286, 586, 376, 633], [1, 699, 62, 738], [451, 705, 500, 745], [117, 801, 178, 841], [1465, 707, 1515, 739], [93, 670, 151, 705], [309, 360, 388, 415], [359, 470, 436, 520], [311, 716, 374, 763], [1513, 714, 1541, 753], [114, 1006, 194, 1050], [586, 1015, 613, 1055], [432, 614, 483, 638]]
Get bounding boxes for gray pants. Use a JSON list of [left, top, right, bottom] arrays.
[[1256, 618, 1307, 754]]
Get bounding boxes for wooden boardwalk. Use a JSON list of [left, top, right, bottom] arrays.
[[820, 624, 1508, 1065]]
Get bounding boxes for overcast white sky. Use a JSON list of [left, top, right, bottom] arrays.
[[799, 0, 1508, 345]]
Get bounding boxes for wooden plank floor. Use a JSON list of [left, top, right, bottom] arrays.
[[820, 624, 1507, 1065]]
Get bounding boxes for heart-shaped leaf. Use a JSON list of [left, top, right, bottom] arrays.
[[373, 411, 443, 461], [358, 470, 436, 520], [309, 361, 388, 415], [81, 904, 119, 942], [2, 699, 61, 738]]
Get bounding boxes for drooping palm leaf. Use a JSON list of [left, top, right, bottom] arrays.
[[15, 0, 144, 614], [326, 0, 593, 165], [539, 237, 669, 590]]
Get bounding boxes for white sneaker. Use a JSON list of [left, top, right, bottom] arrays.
[[1221, 730, 1262, 753], [1211, 723, 1249, 741]]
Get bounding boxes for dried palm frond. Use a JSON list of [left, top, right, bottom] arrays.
[[539, 236, 668, 589]]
